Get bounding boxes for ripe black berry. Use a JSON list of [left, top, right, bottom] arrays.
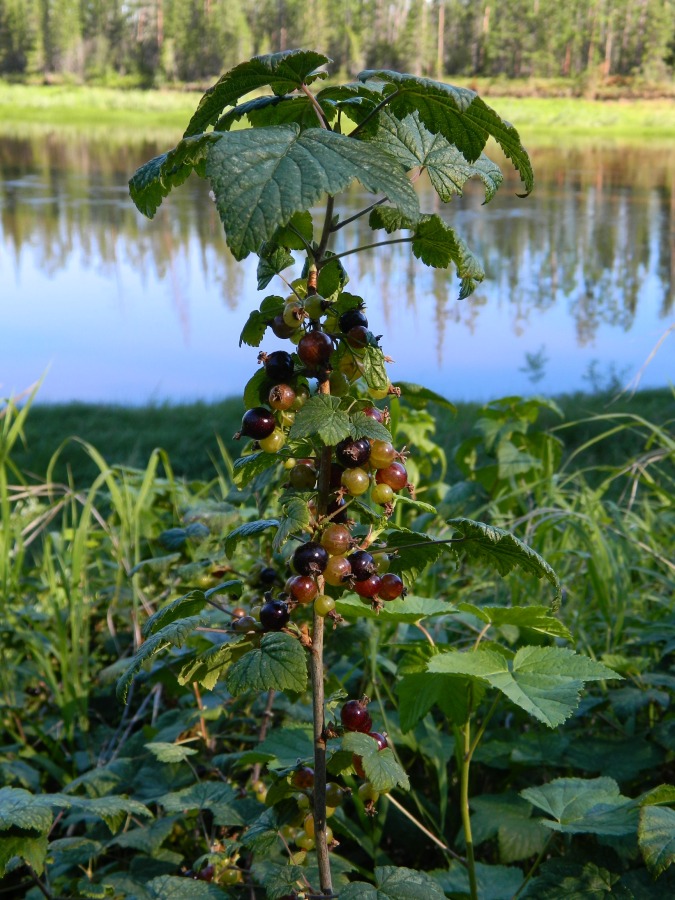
[[292, 541, 329, 576], [236, 407, 276, 440], [270, 314, 296, 339], [341, 699, 372, 733], [264, 350, 295, 383], [339, 308, 368, 333], [298, 330, 333, 369], [259, 599, 290, 631], [336, 437, 371, 468], [347, 549, 377, 582]]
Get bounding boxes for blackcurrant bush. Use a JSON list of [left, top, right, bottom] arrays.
[[259, 599, 290, 631], [339, 307, 368, 332], [347, 549, 377, 581], [298, 330, 333, 369], [292, 541, 329, 575], [237, 407, 276, 440], [378, 573, 405, 601], [336, 437, 371, 468], [264, 350, 295, 383], [341, 699, 373, 733]]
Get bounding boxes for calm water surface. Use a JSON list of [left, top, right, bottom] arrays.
[[0, 135, 673, 404]]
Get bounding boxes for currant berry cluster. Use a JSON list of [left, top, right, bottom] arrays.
[[340, 698, 388, 801]]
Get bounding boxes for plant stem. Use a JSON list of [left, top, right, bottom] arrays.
[[321, 236, 413, 263], [301, 83, 330, 131], [511, 833, 554, 899], [330, 197, 387, 232], [317, 196, 335, 261], [460, 719, 479, 900], [310, 371, 334, 895], [348, 88, 401, 137]]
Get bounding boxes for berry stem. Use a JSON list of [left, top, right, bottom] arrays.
[[460, 718, 479, 900], [310, 372, 334, 895]]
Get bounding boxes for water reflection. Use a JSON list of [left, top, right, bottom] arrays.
[[0, 135, 672, 402]]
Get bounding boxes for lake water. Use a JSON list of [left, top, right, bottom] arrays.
[[0, 135, 673, 404]]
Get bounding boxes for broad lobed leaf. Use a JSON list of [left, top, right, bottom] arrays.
[[206, 125, 419, 259], [357, 69, 534, 194], [226, 632, 308, 696], [184, 49, 331, 137]]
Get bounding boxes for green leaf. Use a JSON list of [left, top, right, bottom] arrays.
[[254, 862, 306, 900], [226, 632, 308, 696], [233, 451, 281, 488], [521, 777, 637, 837], [257, 724, 315, 769], [527, 860, 631, 899], [130, 552, 182, 576], [368, 209, 484, 297], [0, 787, 55, 835], [116, 617, 203, 704], [397, 673, 470, 732], [177, 640, 249, 690], [239, 310, 270, 347], [384, 529, 447, 583], [340, 866, 445, 900], [272, 497, 312, 552], [430, 862, 524, 900], [447, 517, 562, 605], [161, 783, 243, 827], [289, 394, 352, 446], [129, 133, 220, 218], [357, 70, 534, 194], [336, 594, 452, 624], [458, 604, 573, 642], [144, 742, 198, 764], [272, 210, 314, 250], [142, 591, 208, 637], [75, 880, 114, 899], [394, 382, 456, 411], [243, 368, 272, 408], [63, 795, 153, 834], [257, 245, 295, 290], [184, 49, 331, 136], [317, 254, 349, 298], [0, 833, 48, 878], [361, 345, 389, 392], [639, 806, 675, 877], [469, 793, 550, 864], [428, 646, 620, 727], [225, 519, 280, 557], [365, 110, 503, 202], [146, 874, 226, 899], [109, 818, 176, 855], [206, 125, 419, 260], [341, 733, 409, 792], [349, 411, 392, 442]]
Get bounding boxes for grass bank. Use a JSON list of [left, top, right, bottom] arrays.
[[13, 388, 673, 488], [1, 82, 675, 143]]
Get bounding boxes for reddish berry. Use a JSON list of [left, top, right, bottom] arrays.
[[363, 406, 384, 423], [341, 699, 372, 733], [376, 461, 408, 491], [369, 731, 388, 751], [291, 766, 314, 789], [269, 383, 296, 410], [320, 523, 352, 555], [378, 573, 405, 601], [346, 325, 369, 348], [298, 330, 333, 369], [323, 555, 352, 587], [353, 574, 382, 599], [285, 575, 318, 604], [352, 753, 366, 778]]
